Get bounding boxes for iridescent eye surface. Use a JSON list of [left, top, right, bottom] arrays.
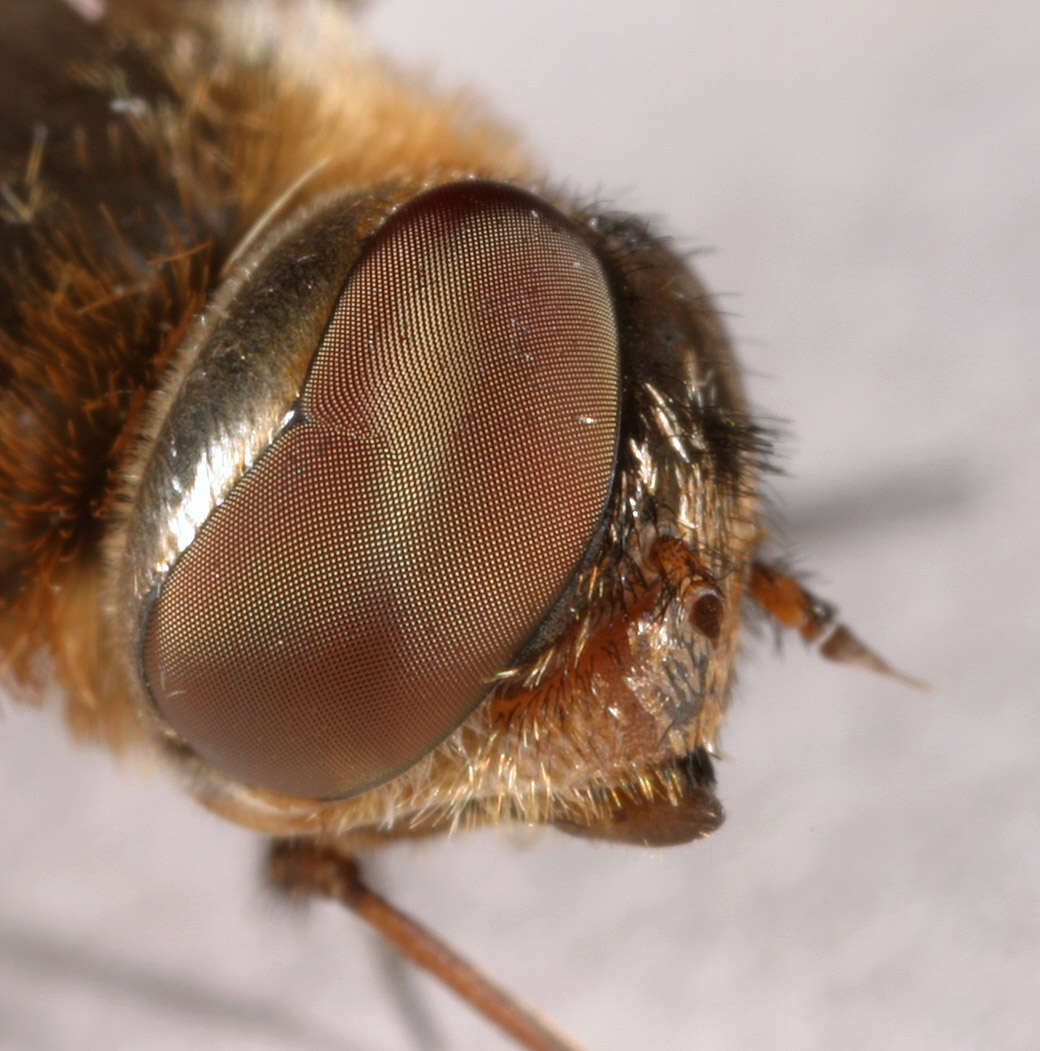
[[142, 182, 620, 799]]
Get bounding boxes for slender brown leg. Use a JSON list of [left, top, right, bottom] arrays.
[[267, 840, 586, 1051], [749, 561, 928, 689]]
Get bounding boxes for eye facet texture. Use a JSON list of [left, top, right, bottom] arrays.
[[143, 182, 620, 799]]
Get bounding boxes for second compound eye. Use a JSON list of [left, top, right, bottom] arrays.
[[141, 182, 621, 800]]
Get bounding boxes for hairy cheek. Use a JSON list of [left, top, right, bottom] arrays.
[[486, 589, 681, 786]]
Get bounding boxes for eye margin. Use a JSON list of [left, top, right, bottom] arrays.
[[492, 193, 771, 673]]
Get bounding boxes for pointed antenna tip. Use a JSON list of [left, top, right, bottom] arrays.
[[819, 624, 931, 693]]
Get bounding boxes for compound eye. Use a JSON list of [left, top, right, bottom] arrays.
[[142, 182, 620, 799]]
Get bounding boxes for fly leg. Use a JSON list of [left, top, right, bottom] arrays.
[[267, 839, 586, 1051]]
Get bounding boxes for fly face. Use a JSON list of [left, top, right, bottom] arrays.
[[0, 2, 915, 1047], [108, 175, 767, 845]]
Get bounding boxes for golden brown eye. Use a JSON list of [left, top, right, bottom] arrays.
[[140, 182, 620, 799]]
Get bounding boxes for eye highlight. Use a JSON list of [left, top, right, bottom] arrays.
[[141, 181, 620, 800]]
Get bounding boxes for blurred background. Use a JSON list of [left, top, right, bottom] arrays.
[[2, 1, 1037, 1048]]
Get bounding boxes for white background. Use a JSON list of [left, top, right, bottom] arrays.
[[2, 1, 1038, 1049]]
